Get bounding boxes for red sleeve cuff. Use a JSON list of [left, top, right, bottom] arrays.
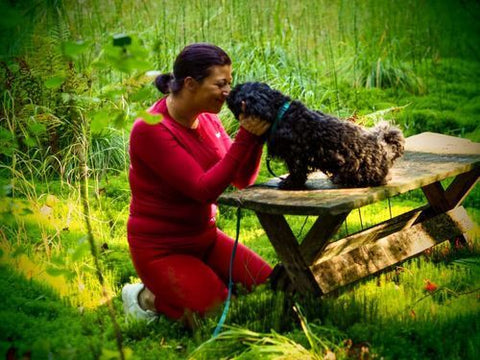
[[235, 126, 264, 144]]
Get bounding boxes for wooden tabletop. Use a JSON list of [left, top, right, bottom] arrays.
[[218, 132, 480, 216]]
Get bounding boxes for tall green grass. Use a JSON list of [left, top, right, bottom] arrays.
[[1, 0, 480, 359], [2, 0, 479, 181]]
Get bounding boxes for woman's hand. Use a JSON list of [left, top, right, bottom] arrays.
[[238, 101, 271, 136]]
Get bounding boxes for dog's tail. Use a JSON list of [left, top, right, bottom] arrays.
[[371, 121, 405, 163]]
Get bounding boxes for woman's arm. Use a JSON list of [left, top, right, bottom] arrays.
[[130, 120, 260, 203], [214, 119, 263, 189], [232, 140, 263, 189]]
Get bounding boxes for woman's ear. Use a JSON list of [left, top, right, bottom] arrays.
[[184, 77, 198, 92]]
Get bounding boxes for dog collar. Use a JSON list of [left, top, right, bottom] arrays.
[[271, 101, 291, 135], [276, 101, 291, 122]]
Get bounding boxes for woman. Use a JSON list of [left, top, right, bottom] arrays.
[[122, 43, 273, 324]]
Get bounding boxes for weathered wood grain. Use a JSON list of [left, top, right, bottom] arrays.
[[219, 133, 480, 295], [255, 212, 322, 295], [310, 206, 473, 293], [315, 205, 429, 262], [219, 133, 480, 215], [445, 168, 480, 208], [299, 212, 350, 264]]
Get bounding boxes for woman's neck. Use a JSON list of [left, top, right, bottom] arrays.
[[166, 95, 199, 129]]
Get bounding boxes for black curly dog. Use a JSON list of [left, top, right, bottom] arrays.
[[227, 82, 405, 189]]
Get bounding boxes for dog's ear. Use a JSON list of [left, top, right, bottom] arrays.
[[246, 83, 290, 123], [235, 82, 275, 123], [226, 82, 261, 119], [227, 82, 289, 123]]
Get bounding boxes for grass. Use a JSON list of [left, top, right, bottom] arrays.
[[1, 0, 480, 358], [1, 171, 480, 359]]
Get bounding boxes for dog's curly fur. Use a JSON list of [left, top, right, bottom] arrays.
[[227, 82, 405, 189]]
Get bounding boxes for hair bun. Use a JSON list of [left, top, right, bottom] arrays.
[[155, 73, 174, 94]]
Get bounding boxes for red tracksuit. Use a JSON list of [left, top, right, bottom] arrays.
[[127, 98, 272, 319]]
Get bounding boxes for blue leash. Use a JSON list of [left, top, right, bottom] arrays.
[[266, 101, 291, 179], [212, 206, 242, 337], [212, 103, 290, 337]]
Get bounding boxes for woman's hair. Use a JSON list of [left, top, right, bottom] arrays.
[[155, 43, 231, 94]]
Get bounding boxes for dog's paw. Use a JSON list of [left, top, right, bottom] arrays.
[[278, 176, 307, 190]]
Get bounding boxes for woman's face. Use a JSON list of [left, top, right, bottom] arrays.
[[191, 64, 232, 114]]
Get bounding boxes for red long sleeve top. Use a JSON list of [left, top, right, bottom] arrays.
[[127, 98, 264, 245]]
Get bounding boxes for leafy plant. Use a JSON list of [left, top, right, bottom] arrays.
[[1, 0, 480, 359]]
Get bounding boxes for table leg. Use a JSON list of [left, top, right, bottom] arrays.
[[255, 212, 322, 295], [421, 168, 479, 245], [445, 168, 480, 208], [299, 212, 350, 264]]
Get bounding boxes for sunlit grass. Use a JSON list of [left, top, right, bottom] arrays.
[[0, 192, 126, 310]]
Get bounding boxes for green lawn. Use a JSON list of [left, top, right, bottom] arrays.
[[1, 0, 480, 358]]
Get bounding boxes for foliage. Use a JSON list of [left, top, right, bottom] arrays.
[[1, 0, 480, 359]]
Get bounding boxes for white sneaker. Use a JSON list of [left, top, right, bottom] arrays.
[[121, 283, 158, 323]]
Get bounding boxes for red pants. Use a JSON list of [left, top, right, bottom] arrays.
[[129, 227, 272, 319]]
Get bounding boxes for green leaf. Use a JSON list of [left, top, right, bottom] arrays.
[[102, 39, 150, 74], [0, 145, 15, 156], [90, 109, 126, 133], [1, 184, 12, 198], [70, 240, 90, 262], [46, 267, 66, 277], [27, 122, 47, 136], [0, 127, 13, 140], [90, 110, 111, 134], [91, 59, 110, 72], [0, 211, 15, 226], [0, 3, 23, 29], [11, 246, 26, 258], [62, 41, 90, 60], [51, 255, 66, 266], [46, 267, 75, 280], [100, 347, 124, 360], [137, 110, 163, 125], [0, 128, 17, 156], [113, 110, 127, 129], [23, 135, 36, 147], [60, 93, 72, 103], [130, 85, 154, 102], [44, 76, 66, 89], [19, 208, 33, 215], [3, 184, 12, 195], [98, 85, 124, 100]]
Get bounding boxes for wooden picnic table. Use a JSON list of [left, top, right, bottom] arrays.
[[218, 132, 480, 295]]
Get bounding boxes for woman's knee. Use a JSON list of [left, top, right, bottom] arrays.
[[143, 254, 228, 317]]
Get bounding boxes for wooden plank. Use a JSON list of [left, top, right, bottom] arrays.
[[317, 205, 429, 262], [445, 168, 480, 208], [255, 212, 322, 295], [405, 132, 480, 154], [220, 184, 394, 215], [310, 206, 473, 293], [219, 133, 480, 215], [421, 169, 479, 245], [270, 204, 431, 293], [299, 212, 350, 264], [422, 182, 450, 212]]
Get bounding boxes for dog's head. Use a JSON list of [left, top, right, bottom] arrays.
[[226, 82, 290, 123]]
